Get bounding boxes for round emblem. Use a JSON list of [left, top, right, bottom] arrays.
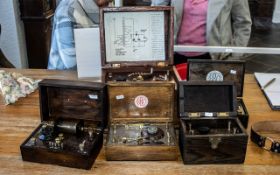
[[206, 71, 224, 81], [134, 95, 149, 108]]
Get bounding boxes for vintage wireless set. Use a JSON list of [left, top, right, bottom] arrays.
[[20, 6, 252, 170], [20, 79, 107, 169]]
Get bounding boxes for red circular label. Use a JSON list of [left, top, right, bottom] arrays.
[[134, 95, 149, 108]]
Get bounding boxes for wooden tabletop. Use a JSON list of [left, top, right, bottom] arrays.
[[1, 68, 280, 175]]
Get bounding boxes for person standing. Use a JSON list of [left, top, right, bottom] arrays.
[[172, 0, 252, 64], [48, 0, 110, 70]]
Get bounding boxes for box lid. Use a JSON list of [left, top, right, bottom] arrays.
[[100, 6, 174, 68], [108, 82, 174, 122], [179, 81, 237, 118], [188, 60, 245, 97], [39, 79, 107, 123]]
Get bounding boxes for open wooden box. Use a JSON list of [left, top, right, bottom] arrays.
[[187, 59, 249, 128], [100, 6, 174, 83], [20, 79, 107, 169], [179, 81, 248, 164], [105, 83, 178, 160]]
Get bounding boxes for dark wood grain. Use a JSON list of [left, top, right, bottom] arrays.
[[179, 118, 247, 164], [20, 79, 107, 169], [1, 69, 280, 174], [187, 60, 249, 127]]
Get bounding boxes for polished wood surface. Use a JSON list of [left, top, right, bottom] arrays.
[[1, 68, 280, 174]]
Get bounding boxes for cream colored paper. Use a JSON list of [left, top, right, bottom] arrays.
[[104, 11, 165, 62]]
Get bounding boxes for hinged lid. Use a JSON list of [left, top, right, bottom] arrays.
[[179, 81, 237, 118], [188, 60, 245, 97], [108, 82, 174, 123], [39, 79, 107, 123], [100, 6, 174, 68]]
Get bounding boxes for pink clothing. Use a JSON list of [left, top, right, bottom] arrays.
[[177, 0, 208, 56]]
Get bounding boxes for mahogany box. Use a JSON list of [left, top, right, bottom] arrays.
[[20, 79, 107, 169], [105, 83, 177, 160], [187, 59, 249, 128], [99, 7, 178, 161], [100, 6, 174, 83], [179, 82, 248, 164]]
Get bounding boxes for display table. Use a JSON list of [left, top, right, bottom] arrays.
[[0, 68, 280, 175]]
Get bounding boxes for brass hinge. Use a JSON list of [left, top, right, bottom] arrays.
[[217, 112, 229, 117], [112, 64, 121, 68], [188, 113, 201, 118], [157, 62, 167, 67]]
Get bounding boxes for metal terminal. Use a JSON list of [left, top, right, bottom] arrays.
[[150, 67, 154, 74], [30, 137, 37, 146], [58, 133, 64, 140], [79, 140, 86, 153], [88, 129, 94, 141], [190, 130, 194, 135], [166, 122, 169, 130], [233, 127, 238, 134], [237, 105, 245, 115], [108, 72, 113, 79], [113, 124, 117, 134], [228, 121, 232, 133], [112, 137, 116, 143], [125, 124, 129, 130], [164, 74, 168, 81], [167, 131, 170, 145], [188, 123, 194, 134]]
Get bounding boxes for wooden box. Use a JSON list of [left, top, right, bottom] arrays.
[[100, 6, 174, 83], [20, 79, 107, 169], [105, 83, 177, 160], [187, 59, 249, 128], [100, 7, 177, 161], [19, 0, 56, 18], [179, 82, 248, 164]]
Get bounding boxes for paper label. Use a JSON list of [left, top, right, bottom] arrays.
[[206, 70, 224, 81], [230, 70, 237, 75], [134, 95, 149, 108], [88, 94, 98, 100], [116, 95, 125, 100], [205, 112, 214, 117]]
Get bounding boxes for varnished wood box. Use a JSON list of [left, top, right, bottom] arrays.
[[100, 7, 177, 161], [20, 79, 107, 169], [179, 82, 248, 164], [105, 83, 177, 160], [100, 6, 174, 83], [187, 60, 249, 128]]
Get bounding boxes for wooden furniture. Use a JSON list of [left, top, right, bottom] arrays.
[[19, 0, 56, 68], [1, 69, 280, 174]]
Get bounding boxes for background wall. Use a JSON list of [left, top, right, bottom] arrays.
[[273, 0, 280, 23], [0, 0, 28, 68]]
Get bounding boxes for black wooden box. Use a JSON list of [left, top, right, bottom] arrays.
[[187, 59, 249, 128], [179, 82, 248, 164], [20, 79, 107, 169]]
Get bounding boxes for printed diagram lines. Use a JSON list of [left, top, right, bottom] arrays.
[[112, 17, 148, 52]]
